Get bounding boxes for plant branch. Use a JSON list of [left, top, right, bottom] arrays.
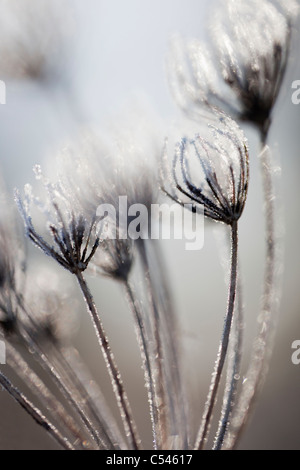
[[195, 220, 239, 450], [137, 240, 169, 449], [223, 141, 282, 449], [0, 370, 74, 450], [124, 280, 158, 449], [76, 270, 141, 450], [213, 272, 244, 450]]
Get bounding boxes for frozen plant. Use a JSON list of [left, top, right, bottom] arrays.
[[52, 109, 188, 449], [0, 0, 75, 85], [15, 167, 141, 450], [162, 113, 249, 449], [167, 0, 299, 448]]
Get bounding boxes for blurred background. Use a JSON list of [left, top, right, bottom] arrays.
[[0, 0, 299, 450]]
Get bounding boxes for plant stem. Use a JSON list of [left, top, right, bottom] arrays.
[[213, 273, 244, 450], [137, 240, 168, 449], [223, 138, 281, 449], [195, 220, 239, 450], [0, 370, 74, 450], [124, 281, 158, 449], [55, 345, 126, 449], [16, 303, 104, 449], [76, 271, 141, 450], [6, 342, 89, 450], [148, 239, 188, 449]]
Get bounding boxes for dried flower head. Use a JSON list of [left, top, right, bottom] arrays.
[[162, 114, 249, 226], [15, 166, 99, 275], [92, 238, 134, 282], [168, 0, 297, 137], [0, 0, 75, 83], [51, 105, 163, 277], [58, 106, 162, 217]]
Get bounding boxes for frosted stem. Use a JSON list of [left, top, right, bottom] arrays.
[[16, 303, 104, 449], [137, 240, 168, 449], [223, 141, 281, 449], [50, 344, 126, 449], [124, 281, 158, 449], [0, 370, 74, 450], [76, 271, 141, 450], [6, 342, 90, 449], [195, 220, 238, 450], [213, 273, 244, 450], [148, 239, 188, 449]]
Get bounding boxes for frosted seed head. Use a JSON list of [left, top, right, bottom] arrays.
[[164, 113, 249, 225], [211, 0, 292, 130], [0, 0, 76, 83], [16, 166, 100, 274]]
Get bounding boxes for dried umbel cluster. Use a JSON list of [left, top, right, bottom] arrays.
[[162, 115, 249, 226], [166, 0, 298, 450], [168, 0, 299, 139], [0, 0, 75, 83], [0, 0, 298, 452]]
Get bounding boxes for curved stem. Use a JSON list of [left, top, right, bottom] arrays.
[[213, 272, 244, 450], [195, 220, 239, 450], [0, 370, 74, 451], [148, 239, 189, 449], [137, 240, 168, 449], [124, 281, 158, 449], [76, 271, 141, 450], [224, 140, 281, 449], [50, 344, 125, 449], [16, 302, 104, 449], [6, 342, 89, 450]]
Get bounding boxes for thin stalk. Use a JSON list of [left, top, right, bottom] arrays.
[[50, 344, 125, 449], [16, 303, 104, 449], [76, 270, 141, 450], [137, 240, 168, 449], [60, 346, 128, 450], [195, 220, 238, 450], [148, 239, 188, 449], [0, 370, 74, 451], [223, 136, 281, 449], [213, 273, 244, 450], [6, 342, 89, 450], [124, 280, 158, 449]]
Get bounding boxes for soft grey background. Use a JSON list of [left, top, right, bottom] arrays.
[[0, 0, 300, 450]]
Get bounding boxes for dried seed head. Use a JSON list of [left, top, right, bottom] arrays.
[[168, 0, 297, 136], [0, 0, 75, 83], [50, 104, 164, 279], [212, 0, 293, 132], [162, 114, 249, 225], [55, 104, 163, 221], [92, 238, 134, 283], [15, 166, 99, 275]]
